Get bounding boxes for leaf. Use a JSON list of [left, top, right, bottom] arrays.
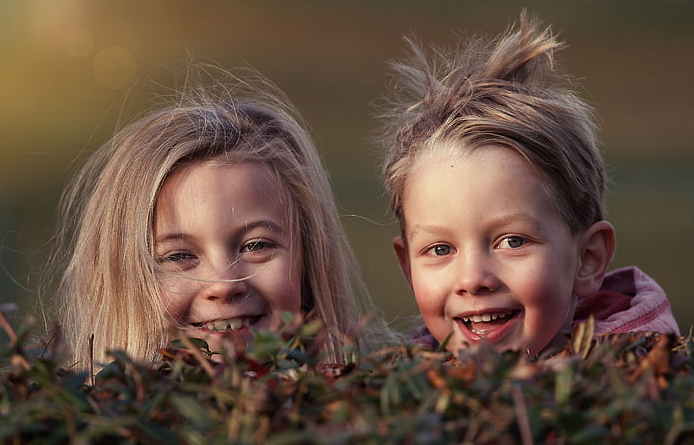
[[2, 311, 694, 444], [572, 316, 595, 359], [168, 393, 212, 430]]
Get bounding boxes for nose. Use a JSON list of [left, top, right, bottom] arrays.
[[200, 259, 249, 302], [453, 248, 499, 296]]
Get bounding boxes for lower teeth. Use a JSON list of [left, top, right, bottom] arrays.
[[470, 326, 490, 335]]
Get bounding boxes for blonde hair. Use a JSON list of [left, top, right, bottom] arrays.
[[50, 66, 380, 367], [380, 12, 605, 234]]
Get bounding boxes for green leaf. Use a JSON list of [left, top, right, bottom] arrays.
[[168, 393, 212, 430]]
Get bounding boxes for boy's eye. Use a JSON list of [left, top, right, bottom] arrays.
[[426, 244, 452, 256], [498, 236, 526, 249]]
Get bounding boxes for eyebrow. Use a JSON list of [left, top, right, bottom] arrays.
[[407, 223, 449, 239], [154, 219, 286, 244], [487, 213, 544, 230]]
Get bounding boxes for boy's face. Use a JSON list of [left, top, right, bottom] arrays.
[[154, 160, 303, 354], [394, 145, 583, 355]]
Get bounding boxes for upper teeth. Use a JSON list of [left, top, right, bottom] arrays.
[[461, 311, 514, 323], [203, 317, 250, 332]]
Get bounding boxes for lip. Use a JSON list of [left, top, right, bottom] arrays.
[[453, 308, 521, 344]]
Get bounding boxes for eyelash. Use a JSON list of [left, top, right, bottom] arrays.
[[241, 239, 277, 253], [159, 252, 196, 263], [496, 236, 526, 249], [424, 244, 453, 257]]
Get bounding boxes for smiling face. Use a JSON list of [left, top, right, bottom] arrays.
[[153, 159, 303, 353], [395, 145, 584, 356]]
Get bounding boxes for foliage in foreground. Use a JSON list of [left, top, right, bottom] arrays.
[[1, 310, 694, 445]]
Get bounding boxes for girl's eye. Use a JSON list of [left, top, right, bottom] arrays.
[[160, 252, 196, 263], [498, 236, 526, 249], [426, 244, 452, 256], [241, 239, 277, 253], [156, 251, 198, 271]]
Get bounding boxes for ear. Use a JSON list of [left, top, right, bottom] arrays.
[[573, 221, 616, 298], [393, 236, 413, 287]]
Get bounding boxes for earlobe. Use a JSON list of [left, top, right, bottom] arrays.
[[573, 221, 616, 298], [393, 236, 413, 286]]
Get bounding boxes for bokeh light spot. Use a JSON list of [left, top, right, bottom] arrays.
[[92, 46, 137, 89]]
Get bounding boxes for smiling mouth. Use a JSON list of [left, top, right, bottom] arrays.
[[456, 310, 519, 336], [189, 315, 262, 333]]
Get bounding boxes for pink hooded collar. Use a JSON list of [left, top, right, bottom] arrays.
[[573, 266, 680, 336]]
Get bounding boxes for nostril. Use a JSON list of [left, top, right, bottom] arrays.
[[455, 274, 499, 296], [203, 276, 249, 302]]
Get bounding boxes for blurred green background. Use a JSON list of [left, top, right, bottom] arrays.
[[1, 0, 692, 336]]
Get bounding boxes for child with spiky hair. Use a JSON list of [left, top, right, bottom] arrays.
[[379, 12, 680, 356]]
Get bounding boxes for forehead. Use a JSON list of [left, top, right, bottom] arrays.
[[162, 159, 281, 195], [409, 144, 543, 189], [402, 144, 564, 229], [414, 140, 557, 199], [154, 160, 292, 229]]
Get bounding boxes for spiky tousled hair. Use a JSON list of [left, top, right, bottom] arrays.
[[380, 11, 605, 234]]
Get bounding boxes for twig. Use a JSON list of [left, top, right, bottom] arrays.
[[88, 334, 95, 387], [512, 385, 533, 445], [178, 335, 217, 378], [0, 306, 18, 342]]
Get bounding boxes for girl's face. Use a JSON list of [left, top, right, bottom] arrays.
[[394, 146, 583, 356], [153, 159, 303, 353]]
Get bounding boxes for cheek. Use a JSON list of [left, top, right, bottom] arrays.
[[261, 266, 303, 332], [410, 271, 446, 317], [266, 257, 304, 312], [518, 271, 576, 353], [411, 279, 451, 343], [513, 255, 575, 306], [518, 274, 573, 320], [276, 281, 303, 312], [157, 276, 197, 317]]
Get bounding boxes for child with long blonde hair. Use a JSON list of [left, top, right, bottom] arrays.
[[50, 66, 388, 368]]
